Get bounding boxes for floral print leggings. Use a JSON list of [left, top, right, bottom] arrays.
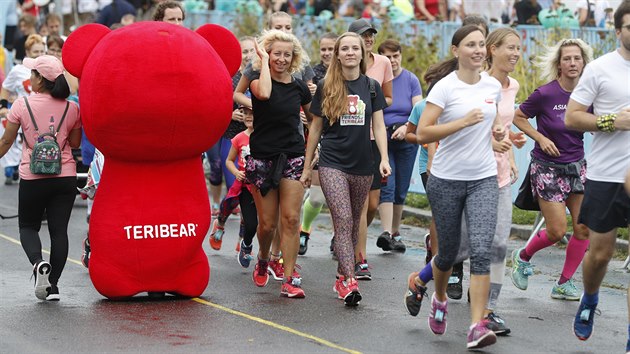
[[319, 167, 372, 277]]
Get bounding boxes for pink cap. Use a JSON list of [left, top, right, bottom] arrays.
[[23, 55, 64, 82]]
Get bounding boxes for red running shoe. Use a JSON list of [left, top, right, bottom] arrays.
[[209, 219, 224, 251], [281, 276, 305, 298], [252, 259, 269, 287], [334, 276, 362, 306], [267, 259, 284, 281]]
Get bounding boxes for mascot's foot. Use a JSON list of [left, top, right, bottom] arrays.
[[147, 292, 166, 299]]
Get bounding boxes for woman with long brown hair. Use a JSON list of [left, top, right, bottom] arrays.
[[301, 32, 390, 306]]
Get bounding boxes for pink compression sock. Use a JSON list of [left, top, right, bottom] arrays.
[[559, 236, 589, 284], [521, 229, 554, 262]]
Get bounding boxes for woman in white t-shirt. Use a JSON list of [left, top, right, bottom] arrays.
[[0, 55, 81, 302], [414, 25, 506, 350], [0, 34, 45, 185]]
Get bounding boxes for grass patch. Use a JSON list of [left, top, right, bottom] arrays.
[[405, 193, 430, 210]]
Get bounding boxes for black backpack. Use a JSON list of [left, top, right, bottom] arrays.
[[23, 97, 70, 175]]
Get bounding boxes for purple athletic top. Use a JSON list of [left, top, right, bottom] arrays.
[[518, 80, 584, 163]]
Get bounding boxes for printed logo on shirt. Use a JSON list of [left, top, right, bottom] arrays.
[[553, 104, 567, 111], [484, 96, 496, 104], [22, 79, 32, 95], [340, 95, 366, 126], [240, 144, 250, 165]]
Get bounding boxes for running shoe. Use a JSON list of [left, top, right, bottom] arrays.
[[574, 297, 597, 341], [81, 235, 91, 269], [485, 312, 511, 336], [235, 237, 243, 252], [267, 260, 284, 281], [33, 261, 52, 300], [510, 247, 534, 290], [252, 259, 269, 287], [355, 260, 371, 281], [428, 292, 448, 335], [46, 284, 60, 301], [467, 320, 497, 349], [424, 232, 432, 265], [551, 279, 580, 301], [237, 241, 254, 268], [447, 262, 463, 300], [281, 276, 305, 298], [391, 232, 407, 253], [298, 230, 310, 256], [334, 276, 361, 306], [376, 231, 393, 251], [211, 203, 219, 217], [209, 219, 224, 251], [405, 272, 427, 317]]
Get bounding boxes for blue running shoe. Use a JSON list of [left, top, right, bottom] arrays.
[[574, 298, 597, 341], [237, 241, 254, 268], [511, 248, 534, 290]]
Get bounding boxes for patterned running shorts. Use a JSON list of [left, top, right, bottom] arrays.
[[245, 155, 304, 190], [530, 158, 586, 203]]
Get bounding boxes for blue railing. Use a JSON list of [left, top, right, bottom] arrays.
[[186, 11, 617, 59]]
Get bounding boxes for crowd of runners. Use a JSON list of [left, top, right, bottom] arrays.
[[1, 0, 629, 352]]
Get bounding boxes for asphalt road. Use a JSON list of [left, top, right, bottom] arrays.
[[1, 182, 628, 354]]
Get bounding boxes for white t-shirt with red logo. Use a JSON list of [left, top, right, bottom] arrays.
[[2, 64, 32, 98], [426, 71, 501, 181]]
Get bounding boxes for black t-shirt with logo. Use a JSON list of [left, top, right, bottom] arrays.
[[249, 73, 312, 159], [310, 75, 387, 175]]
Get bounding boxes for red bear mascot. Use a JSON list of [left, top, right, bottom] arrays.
[[62, 22, 240, 299]]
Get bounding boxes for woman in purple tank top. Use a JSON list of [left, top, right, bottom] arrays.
[[511, 38, 594, 301]]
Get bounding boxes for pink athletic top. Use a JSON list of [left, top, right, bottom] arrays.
[[7, 92, 81, 180]]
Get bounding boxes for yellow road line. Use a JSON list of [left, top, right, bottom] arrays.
[[0, 233, 82, 266], [0, 232, 361, 354], [191, 297, 361, 354]]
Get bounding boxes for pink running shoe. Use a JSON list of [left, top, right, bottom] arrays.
[[467, 320, 497, 349], [428, 292, 448, 335]]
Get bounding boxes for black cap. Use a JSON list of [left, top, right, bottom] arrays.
[[348, 18, 377, 35]]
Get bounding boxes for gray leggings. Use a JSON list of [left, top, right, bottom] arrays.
[[427, 175, 498, 275]]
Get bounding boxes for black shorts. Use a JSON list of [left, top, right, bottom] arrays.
[[421, 172, 428, 190], [370, 140, 383, 191], [578, 179, 630, 233]]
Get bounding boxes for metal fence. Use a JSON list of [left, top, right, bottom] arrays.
[[186, 11, 618, 60]]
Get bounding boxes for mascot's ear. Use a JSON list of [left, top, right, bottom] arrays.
[[196, 24, 241, 76], [62, 24, 111, 78]]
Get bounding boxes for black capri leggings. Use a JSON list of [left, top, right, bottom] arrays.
[[18, 177, 77, 285]]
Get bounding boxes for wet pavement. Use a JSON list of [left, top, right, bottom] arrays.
[[1, 183, 628, 353]]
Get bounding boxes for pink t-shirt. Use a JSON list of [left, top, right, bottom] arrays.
[[366, 53, 394, 86], [231, 130, 251, 170], [494, 76, 519, 188], [366, 53, 393, 140], [7, 93, 81, 180]]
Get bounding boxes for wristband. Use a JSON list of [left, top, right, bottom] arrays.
[[596, 113, 616, 132], [0, 99, 8, 109]]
